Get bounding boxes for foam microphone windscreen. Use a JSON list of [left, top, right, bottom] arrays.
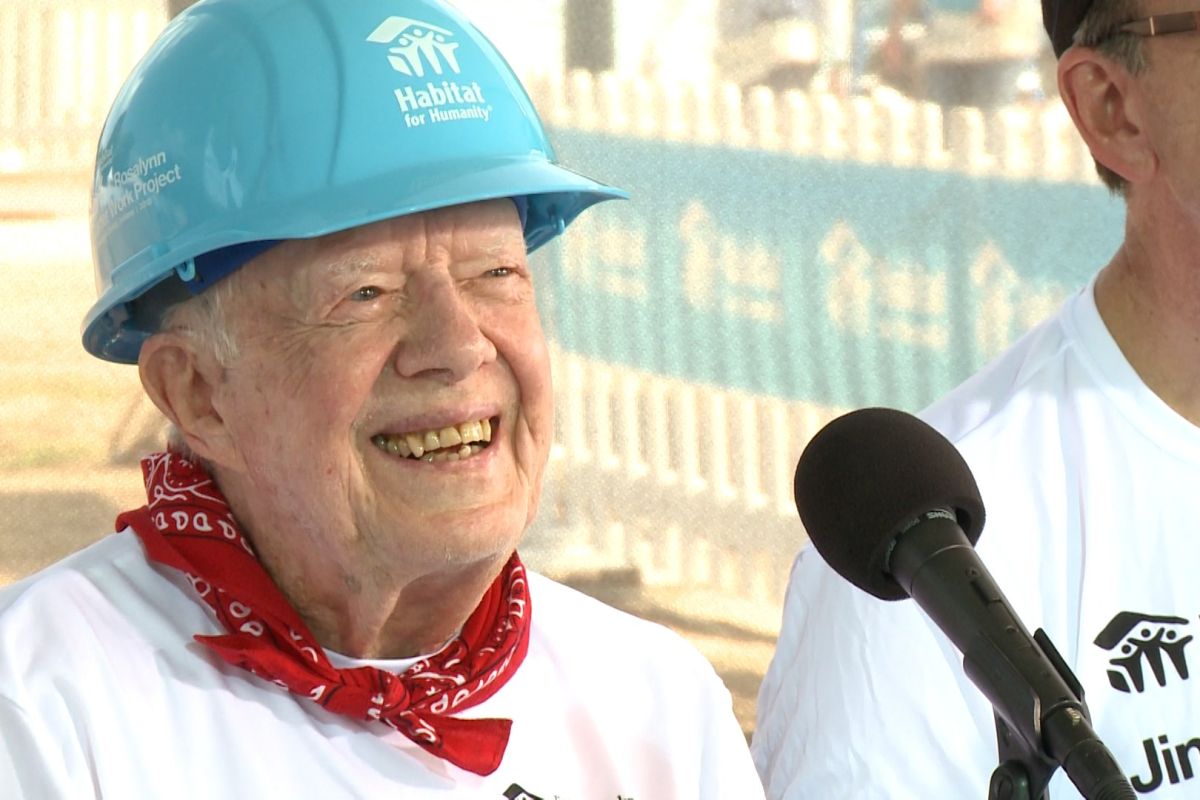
[[793, 407, 986, 601]]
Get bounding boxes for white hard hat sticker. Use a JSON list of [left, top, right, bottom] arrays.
[[366, 16, 493, 129]]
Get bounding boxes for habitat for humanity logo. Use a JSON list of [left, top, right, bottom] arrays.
[[1093, 611, 1200, 793], [1094, 611, 1193, 694], [366, 16, 492, 128]]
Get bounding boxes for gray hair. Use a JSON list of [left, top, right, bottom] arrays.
[[1072, 0, 1147, 194], [155, 276, 241, 462], [157, 274, 241, 367], [164, 424, 203, 461]]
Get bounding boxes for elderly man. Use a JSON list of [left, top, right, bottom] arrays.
[[0, 1, 764, 797], [754, 1, 1200, 798]]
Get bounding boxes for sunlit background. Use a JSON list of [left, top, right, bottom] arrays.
[[0, 0, 1125, 736]]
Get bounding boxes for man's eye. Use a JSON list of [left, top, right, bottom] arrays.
[[486, 267, 515, 278], [350, 286, 382, 302]]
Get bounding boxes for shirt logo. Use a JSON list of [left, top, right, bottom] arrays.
[[366, 17, 461, 77], [502, 783, 636, 800], [502, 785, 544, 800], [1129, 732, 1200, 794], [1094, 611, 1193, 694]]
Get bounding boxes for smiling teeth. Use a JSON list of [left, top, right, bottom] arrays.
[[371, 417, 493, 461]]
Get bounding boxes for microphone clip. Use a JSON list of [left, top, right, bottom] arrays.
[[990, 711, 1056, 800], [986, 629, 1089, 800]]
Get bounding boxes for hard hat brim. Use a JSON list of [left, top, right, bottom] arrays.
[[82, 157, 627, 364]]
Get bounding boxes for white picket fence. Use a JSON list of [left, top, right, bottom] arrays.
[[0, 1, 1094, 183], [522, 71, 1096, 183], [0, 1, 1097, 622], [528, 346, 843, 616]]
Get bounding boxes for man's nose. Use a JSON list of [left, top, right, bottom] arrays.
[[391, 275, 496, 383]]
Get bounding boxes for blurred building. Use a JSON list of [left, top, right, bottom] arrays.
[[706, 0, 1048, 102]]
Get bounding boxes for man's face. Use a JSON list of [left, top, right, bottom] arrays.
[[1131, 3, 1200, 208], [207, 199, 551, 576]]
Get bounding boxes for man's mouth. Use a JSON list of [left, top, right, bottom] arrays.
[[371, 417, 494, 463]]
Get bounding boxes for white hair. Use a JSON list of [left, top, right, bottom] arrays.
[[154, 274, 242, 461], [157, 272, 242, 367]]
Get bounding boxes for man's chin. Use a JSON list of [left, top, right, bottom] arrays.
[[370, 505, 526, 554]]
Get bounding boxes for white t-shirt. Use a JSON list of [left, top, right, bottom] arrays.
[[753, 279, 1200, 798], [0, 531, 763, 799]]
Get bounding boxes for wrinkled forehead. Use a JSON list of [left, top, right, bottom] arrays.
[[245, 198, 528, 291], [319, 197, 525, 252]]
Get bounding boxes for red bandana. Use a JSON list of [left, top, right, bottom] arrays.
[[116, 451, 531, 776]]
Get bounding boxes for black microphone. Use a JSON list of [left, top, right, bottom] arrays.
[[793, 407, 1134, 800]]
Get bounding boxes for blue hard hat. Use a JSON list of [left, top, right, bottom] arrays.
[[84, 0, 627, 363]]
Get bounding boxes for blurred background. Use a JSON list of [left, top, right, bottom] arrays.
[[0, 0, 1125, 736]]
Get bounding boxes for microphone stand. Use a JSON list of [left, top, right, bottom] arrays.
[[988, 711, 1057, 800], [984, 629, 1089, 800]]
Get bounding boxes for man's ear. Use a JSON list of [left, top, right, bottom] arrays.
[[138, 332, 241, 468], [1058, 46, 1156, 185]]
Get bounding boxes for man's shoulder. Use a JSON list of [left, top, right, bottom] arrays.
[[0, 532, 196, 678], [519, 571, 745, 751], [526, 571, 719, 676], [528, 572, 697, 647], [753, 544, 991, 797], [0, 533, 150, 689], [920, 298, 1079, 444], [0, 532, 142, 616]]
